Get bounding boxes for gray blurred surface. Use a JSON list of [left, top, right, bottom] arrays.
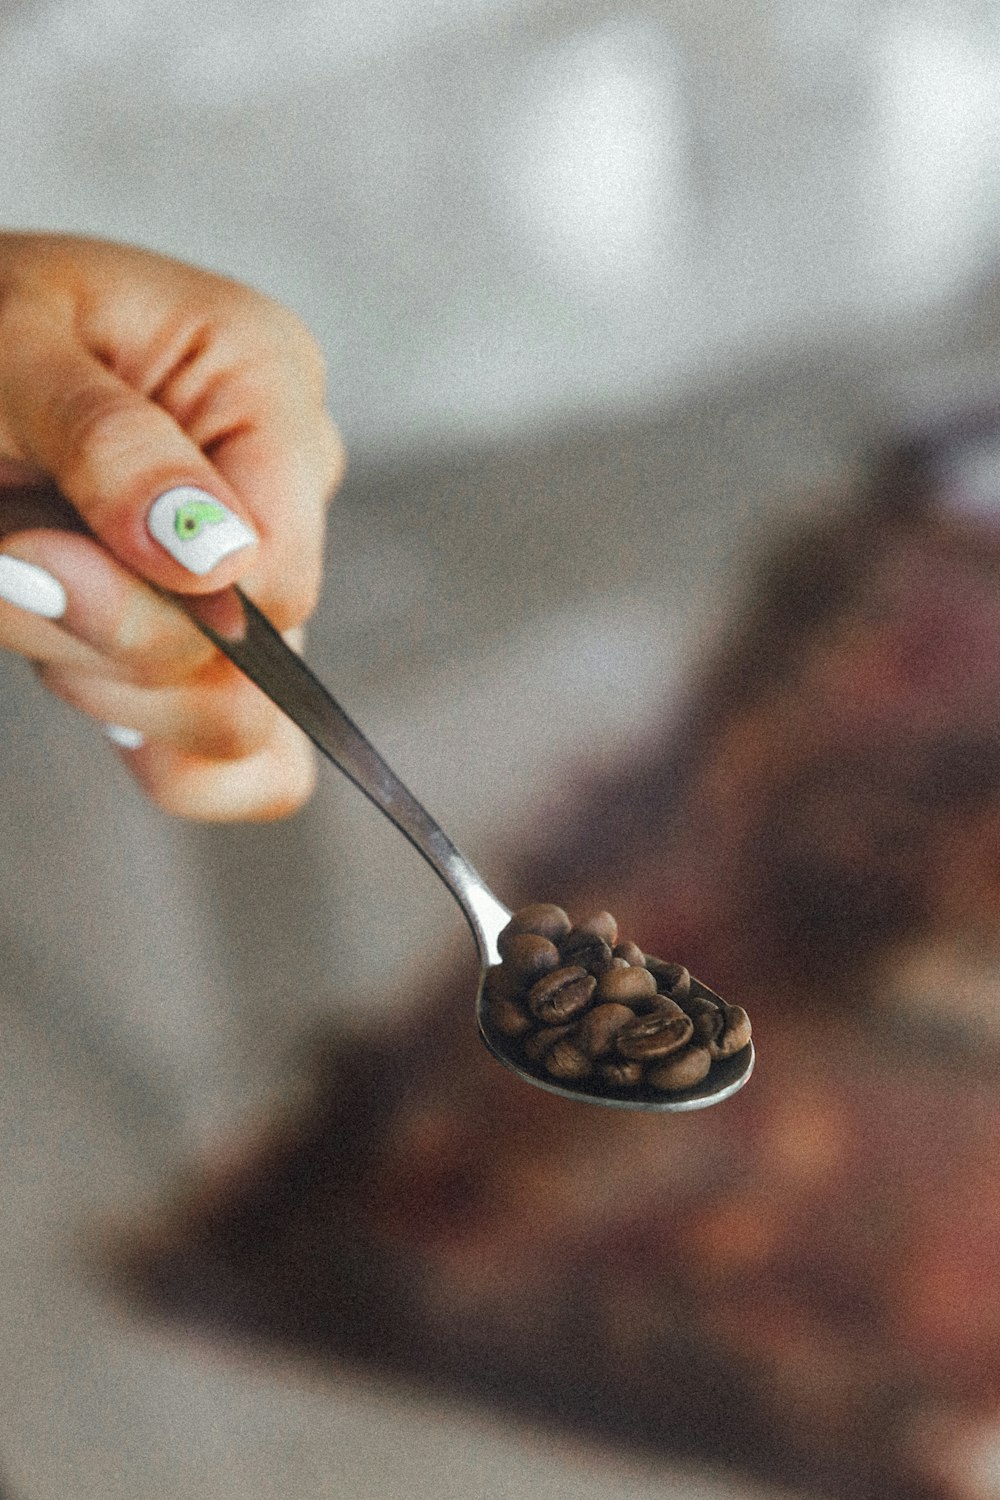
[[3, 0, 1000, 457], [3, 0, 1000, 1495]]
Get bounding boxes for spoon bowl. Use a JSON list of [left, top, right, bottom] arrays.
[[475, 928, 754, 1111]]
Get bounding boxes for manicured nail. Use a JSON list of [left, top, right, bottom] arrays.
[[0, 556, 67, 619], [102, 723, 145, 750], [147, 487, 257, 576]]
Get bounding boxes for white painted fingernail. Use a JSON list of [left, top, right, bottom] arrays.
[[147, 486, 257, 576], [102, 723, 145, 750], [0, 556, 67, 619]]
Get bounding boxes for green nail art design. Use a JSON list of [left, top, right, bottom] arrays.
[[149, 486, 256, 575], [174, 499, 229, 540]]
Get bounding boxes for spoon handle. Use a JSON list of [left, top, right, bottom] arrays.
[[180, 587, 511, 965]]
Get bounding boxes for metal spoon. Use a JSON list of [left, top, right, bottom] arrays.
[[179, 585, 754, 1111]]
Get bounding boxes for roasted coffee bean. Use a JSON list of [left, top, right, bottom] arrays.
[[597, 1059, 644, 1089], [527, 965, 597, 1024], [646, 996, 687, 1021], [645, 958, 692, 999], [487, 995, 534, 1037], [572, 1002, 636, 1058], [545, 1037, 592, 1081], [612, 940, 646, 966], [499, 932, 562, 985], [559, 932, 615, 975], [647, 1045, 713, 1091], [572, 910, 619, 947], [681, 995, 725, 1047], [709, 1003, 753, 1059], [617, 1009, 694, 1061], [594, 964, 658, 1005], [499, 903, 572, 949], [522, 1024, 571, 1063]]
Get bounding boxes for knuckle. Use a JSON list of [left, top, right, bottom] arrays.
[[251, 296, 329, 392], [56, 385, 141, 484], [275, 302, 323, 363]]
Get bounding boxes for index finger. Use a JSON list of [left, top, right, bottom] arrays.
[[178, 354, 345, 630]]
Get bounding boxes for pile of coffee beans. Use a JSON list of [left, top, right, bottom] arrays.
[[481, 904, 751, 1101]]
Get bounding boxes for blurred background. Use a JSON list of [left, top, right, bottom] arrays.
[[2, 1, 1000, 1497]]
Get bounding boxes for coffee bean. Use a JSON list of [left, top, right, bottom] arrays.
[[572, 1002, 636, 1058], [709, 1003, 753, 1059], [487, 995, 533, 1038], [500, 932, 561, 985], [595, 965, 658, 1005], [499, 903, 572, 949], [646, 996, 687, 1021], [572, 910, 619, 947], [527, 965, 597, 1024], [522, 1024, 572, 1063], [645, 958, 692, 1000], [559, 932, 615, 975], [597, 1059, 644, 1089], [545, 1037, 592, 1081], [616, 1010, 694, 1061], [647, 1045, 713, 1091], [612, 941, 646, 966], [680, 995, 725, 1047]]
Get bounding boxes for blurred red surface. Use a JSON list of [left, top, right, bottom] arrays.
[[114, 430, 1000, 1500]]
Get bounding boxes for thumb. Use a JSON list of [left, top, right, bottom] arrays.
[[0, 307, 258, 592]]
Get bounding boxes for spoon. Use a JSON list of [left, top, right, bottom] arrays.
[[176, 585, 754, 1112]]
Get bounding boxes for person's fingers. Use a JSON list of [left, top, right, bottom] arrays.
[[0, 237, 344, 620], [0, 528, 217, 684], [120, 711, 317, 823], [0, 554, 109, 672], [141, 312, 345, 628], [0, 503, 314, 777], [204, 390, 345, 629], [37, 656, 278, 760], [0, 294, 260, 593], [0, 236, 342, 823]]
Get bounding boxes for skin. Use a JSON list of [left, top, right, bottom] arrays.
[[0, 232, 345, 820]]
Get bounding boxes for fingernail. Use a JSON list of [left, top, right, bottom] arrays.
[[0, 556, 67, 618], [147, 486, 257, 576], [102, 723, 145, 750]]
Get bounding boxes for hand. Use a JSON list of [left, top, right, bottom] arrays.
[[0, 232, 344, 819]]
